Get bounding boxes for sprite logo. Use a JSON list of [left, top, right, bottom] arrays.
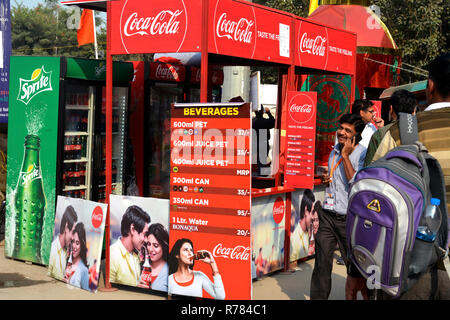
[[21, 163, 42, 186], [18, 66, 53, 105]]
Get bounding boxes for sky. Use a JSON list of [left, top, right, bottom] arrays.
[[13, 0, 107, 25], [14, 0, 44, 8]]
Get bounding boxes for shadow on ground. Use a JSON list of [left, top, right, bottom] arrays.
[[279, 254, 347, 300], [0, 273, 51, 288], [252, 253, 348, 300]]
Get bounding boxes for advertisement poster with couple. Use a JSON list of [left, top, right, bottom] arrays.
[[48, 196, 107, 292], [109, 195, 170, 293]]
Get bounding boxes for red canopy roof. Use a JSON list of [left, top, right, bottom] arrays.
[[308, 5, 397, 49]]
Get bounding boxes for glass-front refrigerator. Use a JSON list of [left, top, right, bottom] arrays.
[[61, 84, 94, 200], [145, 83, 183, 198], [59, 58, 133, 202], [93, 86, 129, 203]]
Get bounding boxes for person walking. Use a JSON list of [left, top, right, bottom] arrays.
[[310, 113, 366, 300], [346, 52, 450, 300], [419, 52, 450, 219]]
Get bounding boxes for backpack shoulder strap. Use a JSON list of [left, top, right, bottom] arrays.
[[398, 112, 419, 145], [424, 153, 449, 251]]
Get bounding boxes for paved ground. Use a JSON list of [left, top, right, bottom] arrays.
[[0, 243, 349, 300]]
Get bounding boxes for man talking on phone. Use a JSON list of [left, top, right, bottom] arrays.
[[351, 99, 384, 148], [310, 113, 366, 300]]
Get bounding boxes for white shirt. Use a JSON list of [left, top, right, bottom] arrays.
[[424, 102, 450, 111], [168, 271, 226, 299], [359, 122, 377, 148]]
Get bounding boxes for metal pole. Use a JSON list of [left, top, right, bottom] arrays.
[[200, 0, 209, 102], [93, 10, 98, 59], [100, 0, 117, 292]]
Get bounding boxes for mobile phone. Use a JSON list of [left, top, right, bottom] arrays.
[[353, 133, 362, 145]]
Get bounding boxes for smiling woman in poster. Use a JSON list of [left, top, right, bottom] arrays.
[[168, 238, 225, 299], [64, 222, 90, 291]]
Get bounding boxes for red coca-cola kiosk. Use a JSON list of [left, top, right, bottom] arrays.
[[62, 0, 357, 299]]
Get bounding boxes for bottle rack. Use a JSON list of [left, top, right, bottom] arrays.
[[63, 87, 95, 199]]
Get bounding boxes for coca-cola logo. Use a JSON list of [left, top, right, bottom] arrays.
[[140, 270, 151, 284], [216, 13, 254, 44], [297, 22, 329, 70], [300, 33, 327, 57], [288, 93, 316, 124], [213, 0, 257, 58], [156, 64, 180, 81], [290, 104, 313, 113], [272, 197, 285, 224], [119, 0, 188, 54], [213, 244, 251, 261], [124, 11, 182, 37], [91, 206, 104, 229]]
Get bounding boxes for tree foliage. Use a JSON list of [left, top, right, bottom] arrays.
[[257, 0, 449, 84], [371, 0, 449, 83], [254, 0, 309, 17], [12, 0, 106, 58]]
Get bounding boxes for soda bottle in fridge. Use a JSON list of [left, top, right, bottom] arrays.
[[13, 134, 47, 262]]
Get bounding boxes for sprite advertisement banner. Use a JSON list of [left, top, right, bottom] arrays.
[[5, 56, 61, 265]]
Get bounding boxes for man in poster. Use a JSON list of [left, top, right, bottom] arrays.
[[110, 205, 151, 286], [290, 189, 315, 260], [48, 205, 78, 280]]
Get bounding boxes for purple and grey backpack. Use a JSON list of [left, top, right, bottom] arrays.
[[346, 113, 449, 298]]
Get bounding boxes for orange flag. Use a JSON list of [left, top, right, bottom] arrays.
[[77, 9, 95, 47]]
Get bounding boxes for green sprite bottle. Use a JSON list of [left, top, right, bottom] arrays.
[[13, 135, 46, 262]]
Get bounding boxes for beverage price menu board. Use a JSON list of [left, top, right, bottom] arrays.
[[284, 92, 317, 189], [169, 102, 252, 300]]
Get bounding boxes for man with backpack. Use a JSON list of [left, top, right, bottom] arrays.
[[310, 113, 366, 300], [345, 90, 418, 300], [419, 52, 450, 218], [345, 53, 450, 300]]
